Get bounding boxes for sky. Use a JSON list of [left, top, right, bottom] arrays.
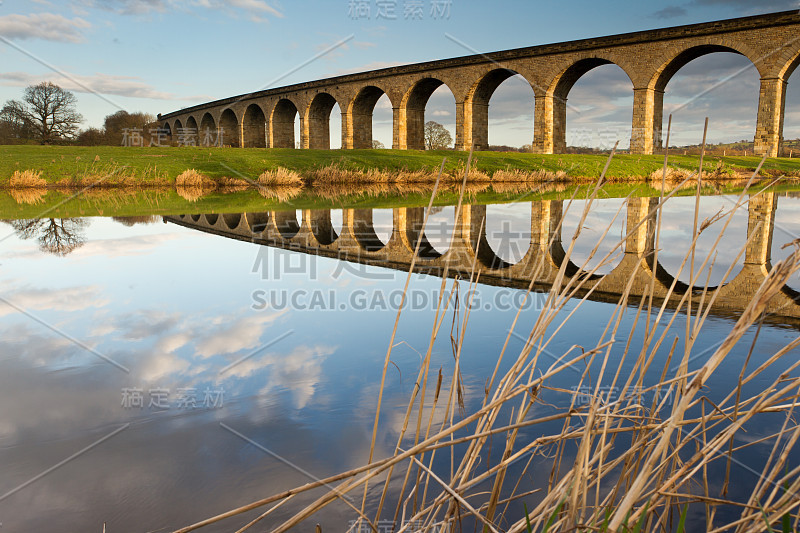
[[0, 0, 799, 148]]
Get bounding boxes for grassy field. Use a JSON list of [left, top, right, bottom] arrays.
[[2, 145, 800, 186]]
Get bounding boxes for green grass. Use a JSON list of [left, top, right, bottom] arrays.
[[2, 145, 800, 186]]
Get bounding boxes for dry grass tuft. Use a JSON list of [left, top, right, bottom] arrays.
[[258, 167, 304, 186], [9, 169, 46, 188]]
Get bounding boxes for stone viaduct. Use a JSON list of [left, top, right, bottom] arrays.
[[164, 193, 800, 327], [159, 11, 800, 157]]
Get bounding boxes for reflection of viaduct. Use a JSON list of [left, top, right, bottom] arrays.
[[158, 11, 800, 156], [165, 193, 800, 326]]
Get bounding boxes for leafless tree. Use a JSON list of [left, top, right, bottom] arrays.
[[17, 82, 83, 143], [9, 218, 88, 256], [424, 121, 452, 150]]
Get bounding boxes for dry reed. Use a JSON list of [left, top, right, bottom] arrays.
[[174, 147, 800, 533], [9, 169, 46, 188]]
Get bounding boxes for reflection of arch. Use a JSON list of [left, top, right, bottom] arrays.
[[246, 212, 270, 233], [403, 207, 441, 259], [190, 214, 201, 222], [219, 109, 239, 147], [199, 113, 217, 146], [307, 209, 338, 245], [464, 206, 511, 270], [204, 214, 218, 225], [223, 213, 241, 229], [271, 99, 298, 149], [243, 104, 267, 148], [468, 69, 534, 151], [273, 210, 300, 239], [484, 203, 531, 265], [307, 93, 341, 149], [351, 209, 386, 251], [401, 78, 454, 150], [350, 86, 389, 149], [549, 58, 634, 153]]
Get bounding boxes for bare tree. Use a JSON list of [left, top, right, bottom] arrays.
[[21, 82, 83, 143], [9, 218, 88, 256], [0, 100, 33, 144], [372, 139, 386, 149], [424, 121, 452, 150]]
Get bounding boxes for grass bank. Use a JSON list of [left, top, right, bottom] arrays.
[[2, 145, 800, 188]]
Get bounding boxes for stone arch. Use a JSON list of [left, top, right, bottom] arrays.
[[349, 85, 392, 149], [199, 113, 217, 147], [650, 43, 764, 92], [351, 209, 387, 252], [245, 212, 270, 234], [219, 108, 240, 147], [243, 104, 267, 148], [307, 209, 338, 245], [190, 214, 201, 222], [160, 122, 173, 145], [271, 99, 299, 149], [185, 116, 199, 146], [401, 78, 456, 150], [223, 213, 241, 229], [547, 58, 635, 153], [204, 214, 219, 225], [467, 68, 536, 151], [307, 93, 342, 150], [273, 210, 300, 239]]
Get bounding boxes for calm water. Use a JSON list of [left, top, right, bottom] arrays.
[[1, 188, 800, 531]]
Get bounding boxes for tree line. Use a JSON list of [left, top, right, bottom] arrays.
[[1, 82, 158, 146]]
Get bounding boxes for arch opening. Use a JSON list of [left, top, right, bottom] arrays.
[[351, 86, 392, 149], [351, 209, 387, 251], [172, 119, 183, 146], [782, 52, 800, 157], [160, 122, 173, 145], [199, 113, 218, 147], [559, 198, 627, 277], [243, 104, 267, 148], [404, 78, 455, 150], [185, 117, 199, 146], [654, 195, 749, 289], [308, 93, 342, 150], [273, 209, 300, 239], [204, 214, 219, 225], [246, 212, 270, 234], [485, 203, 532, 264], [557, 60, 633, 153], [223, 213, 241, 229], [308, 209, 338, 246], [473, 70, 535, 152], [660, 49, 759, 150], [219, 109, 239, 148], [272, 99, 299, 149]]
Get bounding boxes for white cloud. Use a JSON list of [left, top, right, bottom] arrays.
[[82, 0, 283, 20], [0, 286, 109, 317], [194, 311, 287, 358], [0, 13, 91, 43], [0, 71, 209, 101]]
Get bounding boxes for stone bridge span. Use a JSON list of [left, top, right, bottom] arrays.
[[159, 11, 800, 157], [164, 194, 800, 326]]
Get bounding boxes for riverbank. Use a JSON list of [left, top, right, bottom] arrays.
[[2, 145, 800, 188]]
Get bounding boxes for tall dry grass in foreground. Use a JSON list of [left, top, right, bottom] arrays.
[[175, 149, 800, 532]]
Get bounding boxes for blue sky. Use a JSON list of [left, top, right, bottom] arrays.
[[0, 0, 799, 147]]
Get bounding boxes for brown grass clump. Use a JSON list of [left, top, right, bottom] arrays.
[[176, 169, 216, 188], [492, 168, 569, 182], [175, 169, 216, 202], [258, 167, 303, 186], [9, 188, 47, 204], [9, 169, 46, 188]]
